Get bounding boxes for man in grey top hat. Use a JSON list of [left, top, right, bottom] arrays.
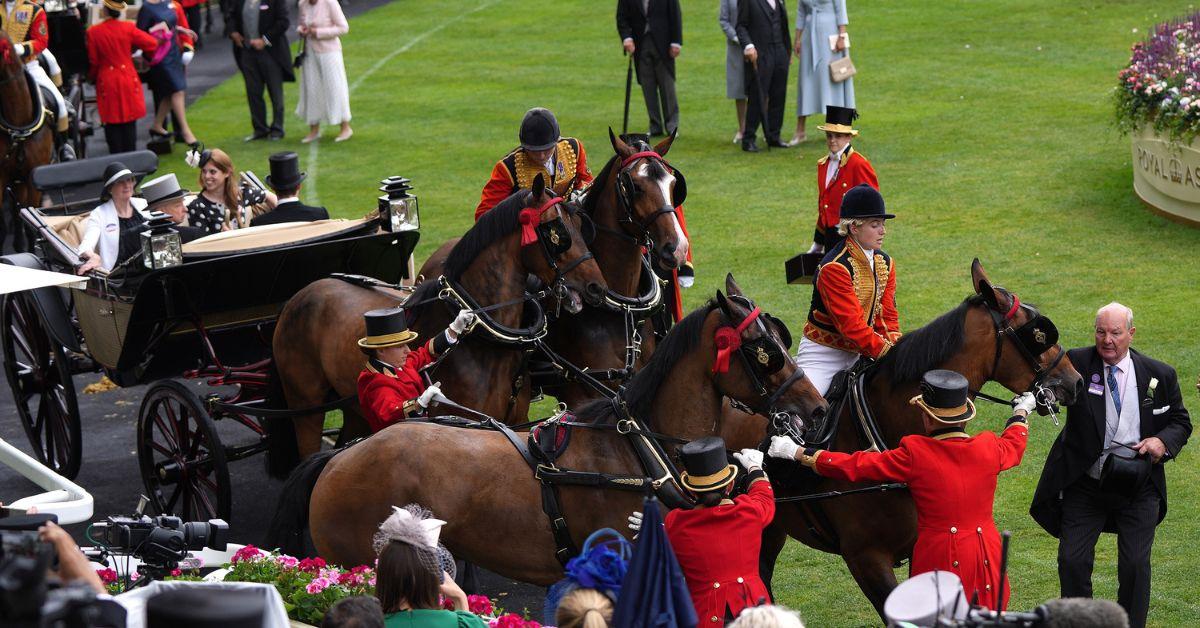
[[140, 173, 207, 243]]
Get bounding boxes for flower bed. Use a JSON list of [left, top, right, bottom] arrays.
[[1117, 11, 1200, 227]]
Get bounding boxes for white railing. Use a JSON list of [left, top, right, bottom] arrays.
[[1, 436, 93, 524]]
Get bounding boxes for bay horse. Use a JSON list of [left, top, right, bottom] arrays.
[[0, 32, 54, 252], [719, 259, 1085, 619], [266, 176, 607, 476], [419, 130, 689, 408], [268, 274, 827, 583]]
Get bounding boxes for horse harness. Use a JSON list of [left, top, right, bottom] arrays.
[[974, 290, 1064, 421], [0, 68, 49, 162], [612, 150, 686, 244]]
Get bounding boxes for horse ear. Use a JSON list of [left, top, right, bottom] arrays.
[[609, 127, 634, 158], [725, 273, 744, 297], [715, 290, 732, 320], [653, 129, 676, 157], [531, 173, 545, 198], [971, 258, 1003, 310]]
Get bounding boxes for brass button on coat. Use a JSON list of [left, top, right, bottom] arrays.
[[950, 526, 958, 534]]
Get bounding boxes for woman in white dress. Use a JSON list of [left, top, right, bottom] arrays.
[[296, 0, 352, 143]]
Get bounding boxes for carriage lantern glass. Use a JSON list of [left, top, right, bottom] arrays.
[[378, 176, 419, 232], [140, 213, 183, 269]]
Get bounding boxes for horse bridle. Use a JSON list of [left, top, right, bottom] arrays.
[[522, 195, 595, 313], [719, 295, 810, 439], [613, 150, 680, 245], [980, 290, 1066, 422]]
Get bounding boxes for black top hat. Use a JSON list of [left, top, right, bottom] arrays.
[[358, 307, 419, 349], [265, 151, 306, 190], [519, 108, 561, 152], [100, 161, 136, 201], [817, 105, 859, 136], [678, 436, 738, 493], [839, 183, 895, 221], [910, 369, 976, 424], [147, 588, 266, 628]]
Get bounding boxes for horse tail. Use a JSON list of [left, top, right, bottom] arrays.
[[265, 447, 337, 558], [264, 359, 301, 479]]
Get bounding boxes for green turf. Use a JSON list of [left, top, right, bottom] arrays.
[[169, 1, 1200, 624]]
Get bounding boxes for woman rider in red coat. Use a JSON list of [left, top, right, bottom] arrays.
[[355, 306, 474, 433], [768, 370, 1037, 610], [86, 0, 159, 154]]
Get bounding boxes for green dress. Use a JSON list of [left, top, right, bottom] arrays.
[[383, 609, 487, 628]]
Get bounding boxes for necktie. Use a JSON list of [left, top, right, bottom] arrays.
[[1107, 365, 1122, 415]]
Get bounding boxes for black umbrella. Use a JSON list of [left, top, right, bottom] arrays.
[[612, 497, 698, 627], [623, 53, 634, 136], [749, 57, 771, 151]]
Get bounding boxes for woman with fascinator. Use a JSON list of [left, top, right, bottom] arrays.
[[373, 505, 484, 627], [767, 369, 1036, 610], [185, 147, 277, 234]]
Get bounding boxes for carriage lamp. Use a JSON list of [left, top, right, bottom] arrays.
[[378, 176, 419, 232], [140, 213, 183, 269]]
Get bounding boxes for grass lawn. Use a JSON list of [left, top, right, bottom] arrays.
[[167, 1, 1200, 624]]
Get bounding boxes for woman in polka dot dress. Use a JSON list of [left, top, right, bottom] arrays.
[[186, 148, 277, 234]]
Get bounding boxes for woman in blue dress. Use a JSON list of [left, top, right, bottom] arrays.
[[137, 0, 200, 150], [789, 0, 855, 146]]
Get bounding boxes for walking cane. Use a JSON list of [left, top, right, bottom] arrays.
[[750, 57, 771, 151], [622, 52, 633, 136], [996, 529, 1011, 609]]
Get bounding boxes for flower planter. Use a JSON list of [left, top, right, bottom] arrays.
[[1131, 128, 1200, 227]]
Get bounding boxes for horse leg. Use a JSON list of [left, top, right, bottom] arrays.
[[758, 521, 789, 601], [842, 549, 900, 623]]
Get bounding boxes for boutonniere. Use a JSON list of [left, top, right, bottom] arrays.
[[1143, 377, 1159, 406]]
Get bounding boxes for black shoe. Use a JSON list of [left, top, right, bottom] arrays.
[[149, 128, 172, 140], [268, 131, 285, 141], [767, 139, 790, 149], [741, 139, 760, 153], [244, 132, 269, 142]]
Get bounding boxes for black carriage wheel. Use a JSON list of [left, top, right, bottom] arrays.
[[137, 380, 231, 521], [1, 293, 82, 479], [66, 77, 87, 159]]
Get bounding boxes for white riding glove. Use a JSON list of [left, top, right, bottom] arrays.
[[732, 448, 764, 470], [1011, 392, 1037, 416], [627, 511, 642, 533], [806, 241, 824, 255], [449, 309, 475, 335], [767, 435, 801, 461], [181, 50, 194, 66], [417, 384, 442, 409], [678, 274, 694, 289]]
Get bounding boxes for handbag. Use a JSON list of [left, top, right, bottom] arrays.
[[292, 39, 307, 69], [829, 54, 856, 83]]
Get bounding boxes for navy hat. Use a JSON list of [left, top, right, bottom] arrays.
[[265, 151, 306, 190], [839, 184, 895, 220], [519, 108, 560, 152], [678, 436, 737, 493], [910, 369, 976, 424], [358, 307, 419, 349]]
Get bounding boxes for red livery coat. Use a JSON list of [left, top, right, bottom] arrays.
[[665, 480, 774, 625], [1, 0, 48, 61], [812, 423, 1029, 610], [815, 148, 879, 239], [803, 238, 900, 358], [86, 19, 159, 124], [474, 138, 593, 220], [355, 342, 438, 433]]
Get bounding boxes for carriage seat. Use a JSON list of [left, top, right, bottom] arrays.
[[181, 218, 377, 259], [42, 212, 89, 252]]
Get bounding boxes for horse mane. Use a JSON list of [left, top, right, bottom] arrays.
[[402, 278, 442, 325], [880, 295, 985, 385], [573, 301, 716, 427], [443, 189, 533, 280]]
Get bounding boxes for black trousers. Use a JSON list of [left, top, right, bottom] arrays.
[[239, 48, 285, 136], [184, 5, 202, 45], [1058, 475, 1159, 628], [743, 45, 788, 144], [103, 122, 138, 155], [634, 36, 678, 136]]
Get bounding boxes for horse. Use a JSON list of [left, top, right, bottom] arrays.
[[0, 32, 54, 252], [267, 274, 828, 584], [266, 175, 608, 476], [717, 259, 1085, 619], [419, 130, 690, 408]]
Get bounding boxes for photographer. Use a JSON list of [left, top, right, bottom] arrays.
[[38, 521, 105, 595]]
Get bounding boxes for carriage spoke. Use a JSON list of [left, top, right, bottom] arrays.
[[194, 486, 216, 520], [165, 483, 183, 514], [150, 442, 176, 459], [152, 413, 180, 451]]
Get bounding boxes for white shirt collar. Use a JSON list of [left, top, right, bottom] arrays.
[[277, 196, 300, 204], [1108, 351, 1133, 375]]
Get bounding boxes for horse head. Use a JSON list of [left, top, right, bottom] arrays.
[[970, 258, 1083, 410], [606, 128, 689, 269], [711, 273, 827, 436], [520, 173, 607, 313]]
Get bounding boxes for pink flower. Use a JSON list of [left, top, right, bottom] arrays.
[[489, 614, 541, 628], [232, 545, 264, 564], [467, 595, 495, 616], [96, 568, 117, 584], [276, 555, 299, 569], [337, 571, 364, 586], [298, 557, 327, 573], [368, 574, 377, 587], [306, 577, 332, 594], [441, 596, 456, 611], [170, 568, 182, 577]]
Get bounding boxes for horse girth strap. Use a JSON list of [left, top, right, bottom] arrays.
[[0, 71, 48, 140]]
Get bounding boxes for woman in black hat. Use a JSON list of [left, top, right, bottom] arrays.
[[767, 370, 1037, 610], [77, 161, 151, 274]]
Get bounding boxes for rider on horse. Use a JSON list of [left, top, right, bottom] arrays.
[[356, 307, 475, 432], [795, 183, 901, 395], [1, 0, 71, 157], [474, 107, 593, 220]]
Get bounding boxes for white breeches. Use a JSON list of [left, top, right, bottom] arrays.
[[795, 336, 859, 397], [26, 61, 68, 120]]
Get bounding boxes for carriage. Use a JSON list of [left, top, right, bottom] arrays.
[[1, 150, 420, 521]]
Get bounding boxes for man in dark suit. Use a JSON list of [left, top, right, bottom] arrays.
[[616, 0, 683, 137], [1030, 302, 1191, 628], [736, 0, 790, 152], [226, 0, 294, 141], [251, 152, 329, 227]]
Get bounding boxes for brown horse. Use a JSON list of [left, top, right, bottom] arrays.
[[718, 259, 1085, 619], [267, 274, 827, 584], [419, 130, 689, 408], [0, 32, 54, 252], [267, 176, 607, 476]]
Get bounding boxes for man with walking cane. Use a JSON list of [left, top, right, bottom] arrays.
[[616, 0, 682, 138], [736, 0, 791, 152]]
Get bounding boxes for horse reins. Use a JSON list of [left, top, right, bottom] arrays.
[[973, 291, 1066, 423], [613, 150, 680, 243]]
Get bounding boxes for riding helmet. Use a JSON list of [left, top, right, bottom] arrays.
[[519, 108, 560, 152]]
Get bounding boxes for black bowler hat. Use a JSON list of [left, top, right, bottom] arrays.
[[519, 108, 560, 152], [147, 587, 266, 628], [358, 307, 419, 349], [678, 436, 738, 493], [817, 105, 859, 136], [910, 369, 976, 424], [100, 161, 136, 201], [265, 151, 306, 190], [839, 184, 895, 220]]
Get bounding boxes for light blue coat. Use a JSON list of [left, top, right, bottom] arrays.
[[795, 0, 855, 116]]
